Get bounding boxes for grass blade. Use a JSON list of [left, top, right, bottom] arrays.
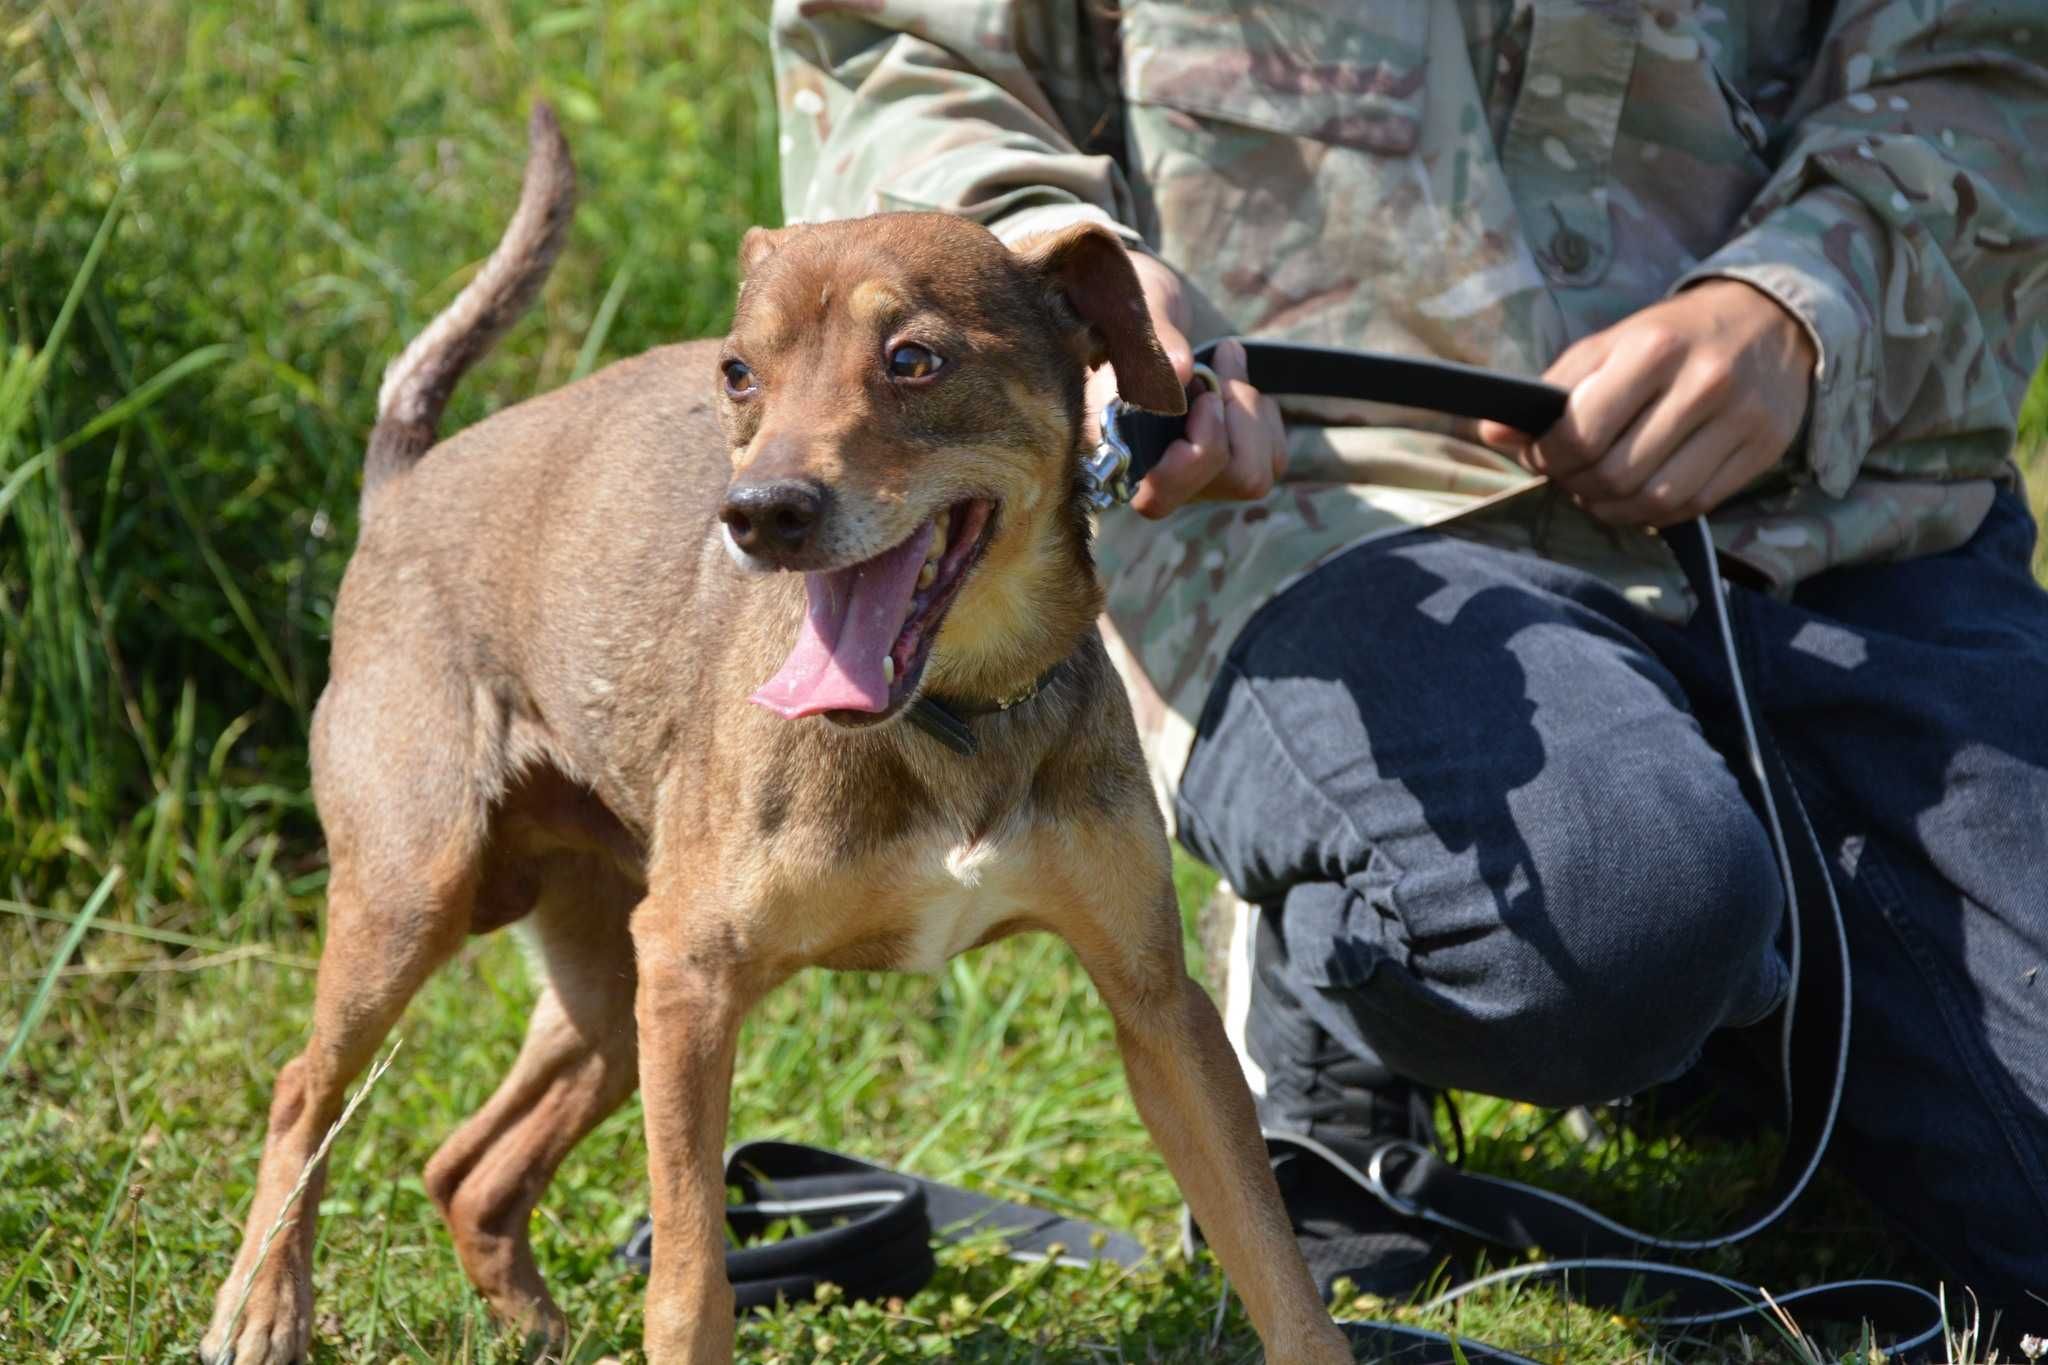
[[0, 448, 53, 528], [0, 900, 315, 968], [572, 252, 637, 381], [49, 1096, 157, 1350], [0, 1225, 55, 1317], [40, 342, 235, 462], [2, 864, 123, 1074]]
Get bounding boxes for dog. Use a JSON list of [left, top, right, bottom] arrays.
[[200, 104, 1352, 1365]]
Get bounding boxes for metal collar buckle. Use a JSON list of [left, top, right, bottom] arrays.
[[1080, 362, 1220, 511]]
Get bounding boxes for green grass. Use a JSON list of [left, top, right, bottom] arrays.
[[2, 1, 2044, 1361]]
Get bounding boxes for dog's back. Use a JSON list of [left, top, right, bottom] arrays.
[[345, 101, 776, 803], [330, 98, 802, 828]]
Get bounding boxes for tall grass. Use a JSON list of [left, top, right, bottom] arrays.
[[1, 0, 778, 917]]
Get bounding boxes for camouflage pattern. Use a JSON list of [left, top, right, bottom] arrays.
[[772, 0, 2048, 814]]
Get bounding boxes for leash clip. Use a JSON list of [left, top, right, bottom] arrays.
[[1081, 364, 1221, 511], [1082, 397, 1137, 510]]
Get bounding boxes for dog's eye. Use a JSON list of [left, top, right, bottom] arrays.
[[886, 344, 943, 381], [721, 359, 756, 397]]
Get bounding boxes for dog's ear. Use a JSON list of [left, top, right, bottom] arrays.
[[740, 225, 797, 278], [1020, 223, 1187, 415]]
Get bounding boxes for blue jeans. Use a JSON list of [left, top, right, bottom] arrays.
[[1175, 491, 2048, 1306]]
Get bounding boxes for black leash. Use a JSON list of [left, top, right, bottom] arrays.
[[1115, 341, 1938, 1354], [622, 342, 1944, 1359]]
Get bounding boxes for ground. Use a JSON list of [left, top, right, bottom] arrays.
[[2, 2, 2044, 1361]]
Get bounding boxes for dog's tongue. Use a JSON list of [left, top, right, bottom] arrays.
[[751, 522, 934, 719]]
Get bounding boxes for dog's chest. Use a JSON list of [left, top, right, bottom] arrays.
[[894, 835, 1035, 974]]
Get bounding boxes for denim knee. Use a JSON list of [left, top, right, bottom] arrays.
[[1500, 780, 1783, 1103], [1327, 753, 1791, 1107]]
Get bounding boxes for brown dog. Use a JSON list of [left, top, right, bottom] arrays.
[[200, 105, 1352, 1365]]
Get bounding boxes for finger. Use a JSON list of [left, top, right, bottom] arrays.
[[1476, 418, 1536, 456], [1556, 399, 1711, 506], [1541, 330, 1621, 391], [1480, 332, 1617, 454], [1556, 341, 1743, 504], [1131, 254, 1196, 387], [1260, 393, 1288, 482], [1526, 332, 1683, 479], [1204, 341, 1271, 498], [1578, 418, 1746, 527], [1210, 374, 1278, 500], [1673, 436, 1781, 523], [1130, 439, 1224, 518], [1130, 391, 1229, 518], [1208, 336, 1249, 385], [1186, 385, 1228, 456]]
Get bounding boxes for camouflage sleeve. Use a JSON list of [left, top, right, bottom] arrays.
[[1678, 10, 2048, 495], [769, 0, 1139, 248]]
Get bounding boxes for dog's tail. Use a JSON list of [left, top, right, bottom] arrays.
[[364, 102, 577, 497]]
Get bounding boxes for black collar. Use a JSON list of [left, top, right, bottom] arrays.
[[905, 657, 1071, 757]]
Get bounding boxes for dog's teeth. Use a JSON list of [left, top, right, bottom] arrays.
[[917, 561, 937, 590], [929, 526, 948, 561], [882, 655, 897, 685]]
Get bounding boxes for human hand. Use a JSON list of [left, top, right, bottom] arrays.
[[1085, 250, 1286, 519], [1477, 280, 1818, 527]]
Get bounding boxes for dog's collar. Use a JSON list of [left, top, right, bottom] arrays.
[[906, 658, 1070, 757]]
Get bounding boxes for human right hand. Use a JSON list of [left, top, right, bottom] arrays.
[[1476, 280, 1816, 527]]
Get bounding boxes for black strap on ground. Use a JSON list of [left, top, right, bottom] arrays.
[[619, 345, 1945, 1359], [617, 1139, 1146, 1314]]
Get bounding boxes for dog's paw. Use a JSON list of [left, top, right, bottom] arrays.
[[197, 1274, 312, 1365]]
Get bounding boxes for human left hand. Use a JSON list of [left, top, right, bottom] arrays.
[[1477, 280, 1818, 527], [1082, 251, 1287, 520]]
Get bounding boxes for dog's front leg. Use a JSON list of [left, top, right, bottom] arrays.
[[1055, 850, 1354, 1365], [630, 895, 762, 1365]]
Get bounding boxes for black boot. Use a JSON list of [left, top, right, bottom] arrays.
[[1229, 900, 1463, 1300]]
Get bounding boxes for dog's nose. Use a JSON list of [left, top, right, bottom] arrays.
[[721, 480, 824, 560]]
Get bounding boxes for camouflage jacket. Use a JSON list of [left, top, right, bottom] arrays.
[[772, 0, 2048, 811]]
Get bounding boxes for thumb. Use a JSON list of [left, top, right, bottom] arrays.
[[1158, 316, 1195, 389], [1130, 252, 1196, 388]]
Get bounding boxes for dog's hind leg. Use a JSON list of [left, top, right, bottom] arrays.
[[199, 860, 473, 1364], [201, 663, 483, 1365], [423, 866, 640, 1345]]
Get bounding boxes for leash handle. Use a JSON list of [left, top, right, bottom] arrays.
[[617, 1139, 1148, 1314], [1085, 339, 1568, 507]]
